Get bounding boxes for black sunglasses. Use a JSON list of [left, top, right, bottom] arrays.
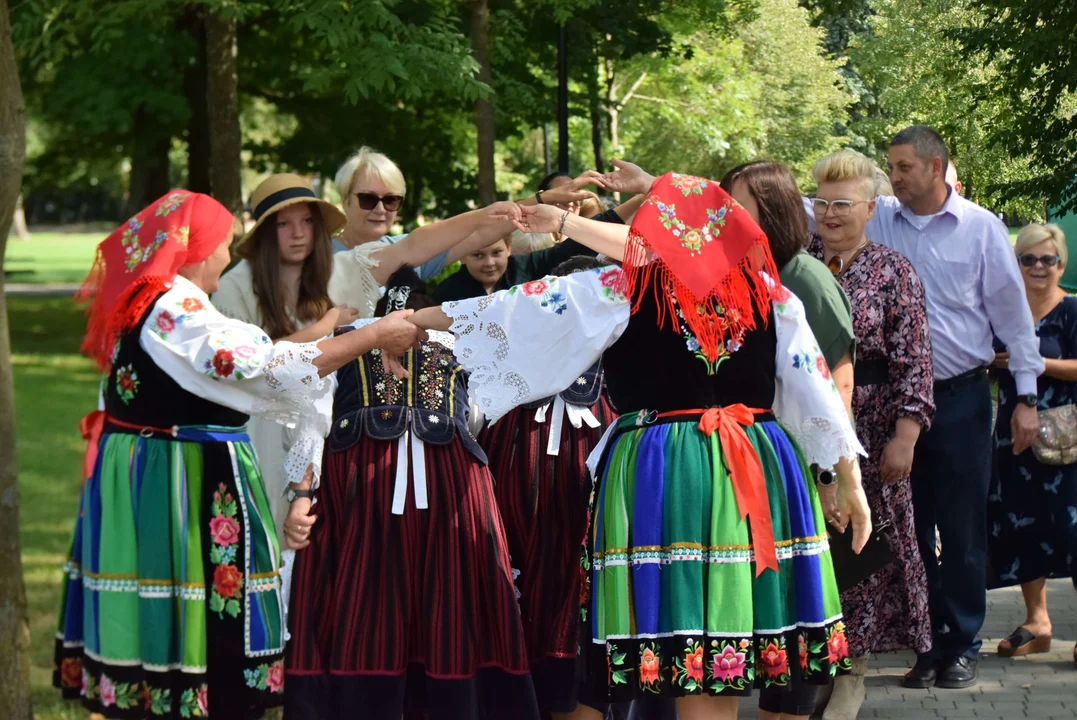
[[354, 192, 403, 212], [1018, 253, 1062, 268]]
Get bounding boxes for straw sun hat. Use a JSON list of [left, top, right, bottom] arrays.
[[237, 173, 347, 254]]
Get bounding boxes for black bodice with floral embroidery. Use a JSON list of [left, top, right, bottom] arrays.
[[327, 329, 486, 463], [106, 298, 248, 428], [603, 287, 777, 414]]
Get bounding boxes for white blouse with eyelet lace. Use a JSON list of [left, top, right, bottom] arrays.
[[443, 266, 865, 472]]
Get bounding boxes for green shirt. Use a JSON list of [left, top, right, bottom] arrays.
[[779, 250, 856, 368]]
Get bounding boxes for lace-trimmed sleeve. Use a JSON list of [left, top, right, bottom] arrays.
[[769, 277, 866, 469], [445, 266, 631, 423], [140, 277, 330, 428], [328, 243, 387, 319]]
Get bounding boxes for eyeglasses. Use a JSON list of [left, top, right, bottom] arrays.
[[354, 192, 404, 212], [810, 198, 868, 217], [1018, 253, 1062, 268]]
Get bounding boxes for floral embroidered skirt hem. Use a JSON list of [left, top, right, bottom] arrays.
[[285, 435, 540, 720], [586, 417, 849, 703], [477, 397, 615, 712], [54, 429, 286, 719]]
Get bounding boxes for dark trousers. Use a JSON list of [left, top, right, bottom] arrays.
[[910, 373, 993, 661]]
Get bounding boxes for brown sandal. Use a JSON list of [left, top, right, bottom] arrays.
[[998, 627, 1052, 657]]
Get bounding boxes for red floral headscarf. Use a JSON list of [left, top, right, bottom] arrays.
[[78, 190, 235, 369], [623, 172, 779, 363]]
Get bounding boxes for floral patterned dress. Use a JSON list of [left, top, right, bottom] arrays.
[[989, 295, 1077, 589], [808, 236, 934, 656]]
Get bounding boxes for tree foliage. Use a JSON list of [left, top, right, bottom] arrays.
[[618, 0, 850, 185], [848, 0, 1045, 218], [954, 0, 1077, 213]]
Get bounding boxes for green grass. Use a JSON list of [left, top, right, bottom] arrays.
[[11, 295, 98, 719], [5, 233, 104, 284]]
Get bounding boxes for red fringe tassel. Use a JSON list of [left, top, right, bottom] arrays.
[[78, 247, 172, 371], [621, 228, 780, 364]]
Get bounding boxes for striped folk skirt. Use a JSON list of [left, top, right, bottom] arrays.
[[477, 395, 616, 712], [284, 435, 540, 720], [587, 415, 850, 703], [54, 427, 285, 719]]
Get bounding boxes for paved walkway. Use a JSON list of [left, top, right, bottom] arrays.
[[4, 282, 79, 296], [736, 579, 1077, 718]]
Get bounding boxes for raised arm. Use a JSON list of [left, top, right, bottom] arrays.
[[420, 267, 632, 422], [513, 205, 630, 261], [367, 202, 523, 286]]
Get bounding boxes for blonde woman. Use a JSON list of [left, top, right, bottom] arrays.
[[807, 150, 934, 719], [989, 223, 1077, 668], [328, 147, 604, 316]]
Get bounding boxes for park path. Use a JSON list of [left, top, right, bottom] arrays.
[[736, 579, 1077, 719], [4, 282, 79, 296]]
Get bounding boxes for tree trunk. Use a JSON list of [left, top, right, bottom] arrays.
[[471, 0, 496, 205], [12, 193, 28, 240], [204, 10, 243, 215], [0, 2, 33, 718], [126, 106, 172, 217], [588, 62, 606, 174], [182, 8, 211, 194]]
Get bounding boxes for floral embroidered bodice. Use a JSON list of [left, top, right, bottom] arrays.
[[327, 329, 486, 464], [107, 295, 252, 427]]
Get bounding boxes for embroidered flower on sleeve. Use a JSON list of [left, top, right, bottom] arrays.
[[210, 349, 235, 378], [154, 311, 176, 338], [181, 297, 204, 313], [521, 279, 550, 296]]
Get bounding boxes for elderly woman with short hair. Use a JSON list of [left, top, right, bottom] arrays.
[[327, 147, 606, 316], [807, 149, 935, 719], [989, 223, 1077, 668]]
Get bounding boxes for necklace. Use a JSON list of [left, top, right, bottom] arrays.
[[825, 239, 869, 276]]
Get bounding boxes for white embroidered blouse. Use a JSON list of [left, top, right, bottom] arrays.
[[149, 275, 333, 488], [443, 266, 865, 472]]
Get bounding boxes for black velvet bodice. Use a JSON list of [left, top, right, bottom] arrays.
[[602, 289, 777, 414], [327, 329, 487, 463], [106, 297, 249, 428]]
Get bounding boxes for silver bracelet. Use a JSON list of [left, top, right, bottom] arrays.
[[558, 210, 569, 237]]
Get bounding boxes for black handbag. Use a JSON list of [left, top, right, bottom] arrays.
[[827, 516, 895, 593]]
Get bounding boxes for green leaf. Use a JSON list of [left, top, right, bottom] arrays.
[[209, 593, 225, 614], [225, 598, 242, 617]]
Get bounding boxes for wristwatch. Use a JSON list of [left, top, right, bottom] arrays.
[[285, 486, 315, 503], [814, 465, 837, 486], [535, 191, 545, 205], [1017, 393, 1038, 408]]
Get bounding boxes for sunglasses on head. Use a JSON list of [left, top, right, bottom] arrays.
[[1018, 253, 1062, 268], [354, 192, 403, 212]]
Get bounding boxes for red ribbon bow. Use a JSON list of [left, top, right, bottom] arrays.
[[79, 410, 107, 486], [698, 405, 778, 576]]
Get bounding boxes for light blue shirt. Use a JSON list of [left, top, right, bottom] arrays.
[[330, 233, 449, 281], [806, 189, 1043, 395]]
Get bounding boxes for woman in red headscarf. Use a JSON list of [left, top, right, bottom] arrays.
[[53, 191, 423, 720], [410, 174, 872, 720]]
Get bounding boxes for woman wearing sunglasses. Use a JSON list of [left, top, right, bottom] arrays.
[[989, 222, 1077, 669], [328, 146, 601, 317]]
